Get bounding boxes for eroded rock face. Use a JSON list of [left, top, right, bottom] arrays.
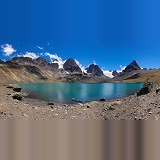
[[63, 58, 82, 73], [35, 57, 50, 67], [11, 57, 35, 65], [25, 65, 47, 80], [86, 64, 104, 76]]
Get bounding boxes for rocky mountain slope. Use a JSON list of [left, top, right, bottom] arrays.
[[0, 57, 111, 83], [0, 57, 159, 83], [113, 60, 143, 81], [115, 60, 141, 78], [86, 64, 104, 76], [63, 58, 82, 73]]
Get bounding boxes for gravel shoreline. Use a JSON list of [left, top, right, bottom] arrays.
[[0, 84, 160, 120]]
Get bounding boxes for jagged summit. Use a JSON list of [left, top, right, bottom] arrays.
[[123, 60, 141, 73], [11, 57, 35, 65], [86, 64, 104, 76], [112, 70, 119, 77], [63, 58, 82, 73], [11, 56, 58, 71]]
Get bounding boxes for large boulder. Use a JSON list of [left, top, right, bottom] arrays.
[[13, 88, 22, 92], [86, 64, 104, 76], [63, 58, 82, 73], [12, 94, 22, 100], [137, 80, 153, 96]]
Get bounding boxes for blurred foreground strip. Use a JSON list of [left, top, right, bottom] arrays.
[[0, 121, 159, 160]]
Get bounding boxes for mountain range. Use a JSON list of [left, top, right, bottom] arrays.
[[0, 56, 159, 83]]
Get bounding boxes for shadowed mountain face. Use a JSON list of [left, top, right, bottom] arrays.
[[123, 60, 141, 73], [86, 64, 104, 76], [115, 60, 141, 77], [63, 58, 82, 73], [113, 60, 143, 81], [112, 70, 119, 77]]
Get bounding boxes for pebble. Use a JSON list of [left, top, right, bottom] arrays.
[[65, 110, 68, 114], [109, 106, 115, 111], [23, 113, 28, 117]]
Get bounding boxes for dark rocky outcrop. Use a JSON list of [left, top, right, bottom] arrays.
[[47, 102, 54, 105], [100, 98, 106, 101], [112, 70, 119, 77], [7, 86, 14, 89], [12, 94, 22, 100], [137, 80, 153, 96], [63, 58, 82, 73], [86, 64, 104, 76], [13, 88, 22, 92]]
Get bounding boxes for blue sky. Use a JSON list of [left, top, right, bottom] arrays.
[[0, 0, 160, 72]]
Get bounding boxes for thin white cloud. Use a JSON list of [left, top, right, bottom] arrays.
[[45, 52, 65, 69], [47, 43, 50, 46], [102, 70, 114, 78], [75, 59, 85, 72], [23, 52, 39, 59], [37, 46, 44, 50], [1, 44, 16, 56]]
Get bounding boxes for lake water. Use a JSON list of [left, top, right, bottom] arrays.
[[18, 82, 143, 103]]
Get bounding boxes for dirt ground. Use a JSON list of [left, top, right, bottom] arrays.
[[0, 84, 160, 120]]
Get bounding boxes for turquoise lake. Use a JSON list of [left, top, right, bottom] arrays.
[[18, 82, 143, 103]]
